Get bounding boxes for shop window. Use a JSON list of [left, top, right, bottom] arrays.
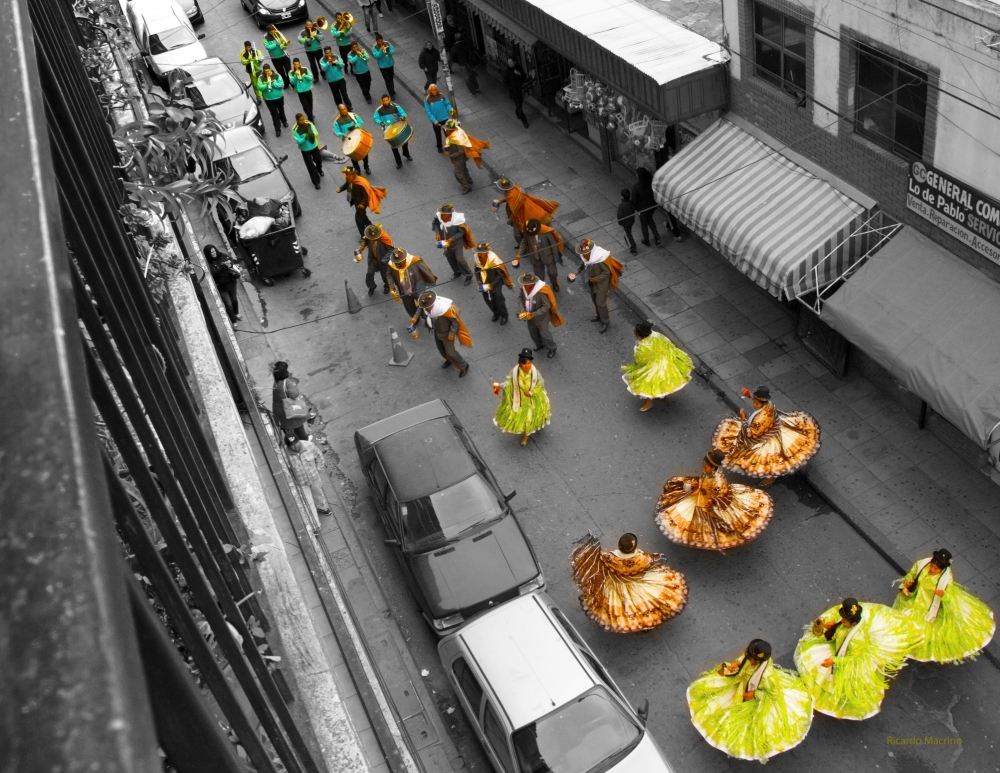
[[753, 2, 807, 94], [854, 43, 928, 159]]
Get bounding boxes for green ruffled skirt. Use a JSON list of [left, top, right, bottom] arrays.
[[494, 375, 551, 436], [894, 582, 995, 663], [622, 332, 693, 399]]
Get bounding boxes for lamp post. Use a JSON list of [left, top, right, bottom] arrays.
[[425, 0, 458, 110]]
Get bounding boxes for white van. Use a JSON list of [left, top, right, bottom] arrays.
[[126, 0, 207, 85]]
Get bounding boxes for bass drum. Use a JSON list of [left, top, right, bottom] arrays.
[[384, 120, 414, 149], [342, 128, 373, 161]]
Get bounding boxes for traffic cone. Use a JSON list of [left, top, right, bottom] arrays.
[[388, 326, 413, 366], [345, 280, 362, 314]]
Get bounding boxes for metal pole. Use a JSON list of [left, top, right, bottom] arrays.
[[425, 0, 457, 110]]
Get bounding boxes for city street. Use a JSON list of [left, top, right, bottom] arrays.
[[198, 3, 1000, 772]]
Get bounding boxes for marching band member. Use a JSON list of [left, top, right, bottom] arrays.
[[256, 65, 288, 135], [240, 41, 263, 97], [319, 47, 352, 111], [263, 26, 291, 88], [332, 13, 355, 73], [291, 113, 323, 189], [373, 95, 412, 168], [423, 84, 452, 153], [371, 35, 396, 99], [347, 41, 373, 103], [297, 20, 324, 81], [473, 242, 512, 325], [288, 58, 315, 123], [332, 104, 371, 175]]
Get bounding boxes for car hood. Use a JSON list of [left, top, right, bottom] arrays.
[[410, 514, 538, 617], [208, 93, 257, 128], [150, 43, 208, 73], [234, 167, 291, 202], [258, 0, 299, 9], [607, 733, 675, 773]]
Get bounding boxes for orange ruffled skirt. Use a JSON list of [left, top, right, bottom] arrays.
[[713, 410, 820, 478], [656, 476, 774, 550]]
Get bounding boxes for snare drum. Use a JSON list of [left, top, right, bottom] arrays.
[[384, 120, 414, 149], [342, 128, 373, 161]]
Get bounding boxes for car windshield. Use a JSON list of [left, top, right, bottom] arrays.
[[148, 26, 198, 54], [188, 73, 244, 108], [220, 146, 273, 182], [400, 474, 503, 551], [512, 688, 641, 773]]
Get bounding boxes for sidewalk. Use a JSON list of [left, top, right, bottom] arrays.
[[350, 2, 1000, 643]]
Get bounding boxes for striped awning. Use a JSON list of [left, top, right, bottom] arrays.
[[652, 119, 871, 299]]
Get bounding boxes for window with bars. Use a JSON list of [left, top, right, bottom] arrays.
[[854, 43, 928, 159], [753, 2, 807, 94]]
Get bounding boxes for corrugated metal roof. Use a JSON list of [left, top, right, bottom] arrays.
[[525, 0, 725, 84]]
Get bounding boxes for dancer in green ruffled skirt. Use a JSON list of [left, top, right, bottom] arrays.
[[493, 348, 551, 446], [621, 321, 693, 411], [688, 639, 813, 762], [894, 548, 995, 663]]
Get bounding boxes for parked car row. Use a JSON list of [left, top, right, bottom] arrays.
[[355, 401, 678, 773]]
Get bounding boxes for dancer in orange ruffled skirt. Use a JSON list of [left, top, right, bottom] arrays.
[[570, 533, 687, 633]]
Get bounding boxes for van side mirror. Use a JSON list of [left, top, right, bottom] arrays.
[[504, 490, 517, 502], [277, 154, 289, 165], [636, 699, 649, 724], [197, 33, 207, 39]]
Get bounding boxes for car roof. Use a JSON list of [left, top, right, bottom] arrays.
[[458, 594, 594, 729], [355, 399, 454, 450], [212, 126, 264, 160], [129, 0, 185, 24], [375, 418, 476, 501]]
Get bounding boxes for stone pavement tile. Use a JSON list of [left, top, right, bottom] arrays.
[[867, 450, 916, 483], [905, 487, 956, 524], [629, 272, 669, 298], [403, 713, 438, 751], [813, 434, 846, 462], [688, 331, 727, 356], [742, 341, 787, 367], [673, 318, 715, 342], [690, 295, 738, 318], [358, 728, 385, 767], [867, 501, 919, 534], [622, 266, 655, 286], [723, 368, 768, 394], [844, 389, 898, 419], [882, 467, 937, 498], [758, 353, 798, 379], [881, 422, 929, 451], [385, 678, 425, 721], [344, 694, 372, 733], [299, 580, 322, 610], [369, 763, 390, 773], [834, 419, 881, 451], [646, 293, 689, 319], [731, 331, 771, 355], [673, 275, 708, 295], [563, 216, 599, 236], [864, 405, 913, 435], [332, 661, 356, 697], [700, 342, 740, 368], [831, 377, 879, 403], [290, 554, 313, 583], [961, 535, 1000, 574], [887, 517, 938, 553], [699, 264, 737, 284], [761, 315, 797, 339], [786, 379, 836, 406], [712, 355, 754, 381], [805, 406, 859, 437], [320, 631, 346, 668], [770, 365, 816, 393], [665, 307, 703, 330], [899, 432, 948, 465], [322, 527, 347, 554], [849, 435, 898, 465], [310, 607, 333, 639], [773, 333, 803, 353], [837, 468, 883, 499], [850, 482, 896, 517], [959, 572, 1000, 604], [714, 318, 755, 343], [928, 514, 983, 553]]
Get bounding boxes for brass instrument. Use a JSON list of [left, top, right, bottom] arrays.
[[336, 12, 355, 31], [316, 15, 330, 30], [269, 25, 290, 47]]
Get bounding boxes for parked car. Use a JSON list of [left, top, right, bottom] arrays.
[[240, 0, 310, 28], [171, 58, 262, 132], [176, 0, 204, 24], [211, 126, 300, 218], [354, 400, 544, 633], [439, 591, 676, 773], [126, 0, 207, 85]]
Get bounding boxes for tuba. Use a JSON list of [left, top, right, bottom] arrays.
[[316, 15, 330, 30]]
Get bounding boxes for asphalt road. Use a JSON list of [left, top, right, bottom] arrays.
[[196, 4, 1000, 772]]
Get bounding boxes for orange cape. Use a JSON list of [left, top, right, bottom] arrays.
[[392, 254, 436, 284], [442, 307, 473, 347], [537, 223, 565, 254], [347, 173, 387, 214], [506, 186, 560, 229], [448, 127, 491, 167], [476, 253, 512, 287], [525, 284, 564, 327], [606, 256, 624, 290], [366, 227, 394, 250]]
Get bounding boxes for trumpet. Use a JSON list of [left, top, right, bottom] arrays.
[[316, 15, 330, 30], [269, 25, 290, 47]]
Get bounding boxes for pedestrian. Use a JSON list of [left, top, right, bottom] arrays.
[[570, 533, 688, 633], [332, 104, 371, 175], [360, 0, 378, 33], [517, 272, 562, 358], [893, 548, 996, 664], [291, 113, 323, 189], [431, 203, 474, 283], [450, 32, 480, 96], [632, 166, 661, 246], [502, 58, 530, 128], [665, 209, 685, 242], [616, 188, 638, 254], [271, 361, 311, 441], [410, 290, 472, 377], [240, 40, 263, 97], [336, 166, 386, 236], [443, 119, 489, 194], [423, 84, 452, 153], [492, 348, 551, 446], [347, 42, 372, 103], [373, 95, 412, 169], [794, 598, 919, 720], [319, 48, 352, 110], [656, 449, 773, 550], [418, 43, 440, 91], [356, 223, 393, 295], [205, 244, 241, 323], [493, 176, 559, 248], [621, 321, 692, 411], [284, 436, 331, 515], [687, 639, 813, 763], [256, 65, 288, 136], [371, 35, 396, 99], [569, 239, 623, 334], [332, 13, 354, 73], [297, 20, 323, 81], [514, 218, 562, 291], [377, 0, 390, 13], [473, 242, 512, 325], [262, 25, 291, 88], [442, 14, 458, 55], [288, 58, 314, 122], [387, 247, 437, 317]]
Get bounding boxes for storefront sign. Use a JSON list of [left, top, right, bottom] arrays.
[[906, 161, 1000, 267], [428, 0, 444, 35]]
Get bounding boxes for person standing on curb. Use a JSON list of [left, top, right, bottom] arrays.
[[297, 20, 323, 81], [432, 203, 475, 283], [371, 35, 396, 99], [410, 290, 472, 378], [205, 244, 241, 323], [418, 42, 440, 90], [617, 188, 638, 254], [285, 436, 331, 515], [632, 167, 662, 247], [272, 361, 311, 441], [473, 242, 512, 325], [347, 42, 373, 103], [256, 65, 288, 136], [569, 239, 623, 334], [291, 113, 323, 189], [288, 59, 315, 122], [423, 84, 452, 153], [263, 26, 291, 88], [319, 47, 352, 110], [503, 58, 530, 128], [388, 247, 437, 317], [517, 272, 562, 359]]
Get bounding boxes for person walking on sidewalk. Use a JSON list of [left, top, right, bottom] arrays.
[[569, 239, 623, 334], [617, 189, 638, 255], [503, 58, 530, 128], [418, 43, 440, 90], [333, 104, 372, 175], [371, 35, 396, 99], [492, 348, 551, 446], [284, 436, 331, 515], [288, 59, 315, 122], [431, 203, 475, 283], [423, 84, 452, 153], [632, 167, 661, 247], [332, 13, 355, 73], [272, 361, 311, 441], [473, 242, 512, 325], [240, 40, 263, 97], [256, 65, 288, 136], [336, 166, 386, 235], [410, 291, 472, 377], [360, 0, 379, 33], [297, 20, 323, 81], [388, 247, 437, 317], [450, 32, 480, 96], [517, 272, 562, 358], [263, 26, 291, 88], [347, 42, 373, 103], [513, 218, 563, 291], [319, 48, 352, 110], [373, 95, 413, 168], [357, 223, 393, 296], [292, 114, 324, 189], [205, 244, 241, 323]]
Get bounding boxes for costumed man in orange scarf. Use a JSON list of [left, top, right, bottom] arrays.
[[336, 166, 387, 236], [387, 247, 437, 317], [431, 202, 475, 284], [494, 176, 559, 248], [443, 118, 489, 194], [410, 290, 473, 377], [517, 272, 563, 359], [513, 218, 565, 291], [569, 239, 623, 334], [473, 241, 512, 325], [355, 223, 394, 295]]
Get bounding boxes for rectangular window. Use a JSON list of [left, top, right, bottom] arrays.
[[483, 702, 514, 773], [452, 658, 484, 718], [753, 2, 807, 94], [854, 43, 928, 159]]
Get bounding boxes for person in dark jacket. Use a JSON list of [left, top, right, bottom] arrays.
[[450, 32, 480, 96], [632, 166, 661, 247], [616, 189, 637, 255], [418, 42, 440, 90], [503, 58, 530, 128], [205, 244, 241, 322], [443, 15, 458, 54], [271, 361, 310, 440]]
